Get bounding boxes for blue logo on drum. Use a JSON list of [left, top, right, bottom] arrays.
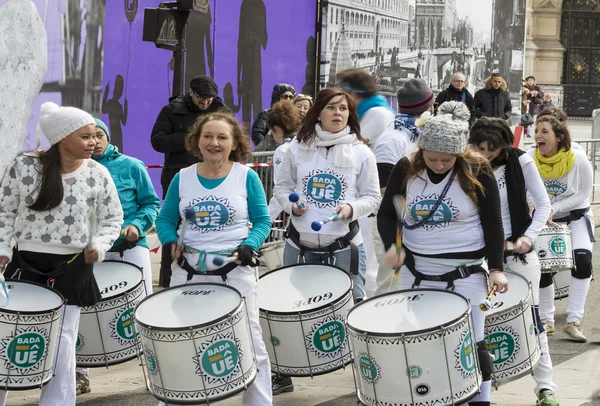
[[187, 196, 235, 233], [544, 181, 567, 196], [302, 169, 347, 209], [409, 194, 458, 230]]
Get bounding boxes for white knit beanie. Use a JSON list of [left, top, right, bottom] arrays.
[[39, 102, 95, 145], [417, 101, 470, 155]]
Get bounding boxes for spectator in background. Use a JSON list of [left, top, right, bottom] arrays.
[[251, 84, 296, 146], [150, 75, 230, 287], [293, 94, 313, 120], [525, 76, 544, 116], [256, 100, 302, 152], [473, 73, 512, 120], [542, 93, 554, 110], [435, 72, 475, 126]]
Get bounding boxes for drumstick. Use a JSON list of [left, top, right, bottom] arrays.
[[212, 254, 238, 266], [479, 285, 498, 311], [392, 195, 407, 280], [177, 207, 197, 251], [311, 213, 340, 231], [289, 193, 305, 209]]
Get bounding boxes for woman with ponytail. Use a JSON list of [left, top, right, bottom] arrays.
[[529, 114, 594, 343]]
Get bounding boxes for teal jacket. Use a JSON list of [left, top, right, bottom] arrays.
[[93, 144, 160, 249]]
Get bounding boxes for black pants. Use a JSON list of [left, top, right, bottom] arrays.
[[160, 168, 181, 288]]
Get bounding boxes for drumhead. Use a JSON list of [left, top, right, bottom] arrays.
[[135, 283, 242, 330], [3, 280, 64, 313], [258, 264, 352, 314], [486, 271, 529, 315], [347, 289, 470, 335], [94, 261, 143, 300]]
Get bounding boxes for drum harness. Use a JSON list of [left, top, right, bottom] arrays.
[[554, 207, 596, 242], [13, 250, 81, 288], [108, 239, 139, 257], [399, 170, 487, 290], [176, 246, 260, 282], [285, 220, 360, 276]]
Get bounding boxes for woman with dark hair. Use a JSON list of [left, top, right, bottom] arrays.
[[251, 83, 296, 146], [155, 112, 273, 405], [0, 102, 123, 405], [272, 88, 381, 395], [469, 117, 558, 406], [529, 115, 594, 343], [378, 102, 508, 406]]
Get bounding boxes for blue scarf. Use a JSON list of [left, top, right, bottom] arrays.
[[357, 95, 393, 120], [394, 114, 420, 142]]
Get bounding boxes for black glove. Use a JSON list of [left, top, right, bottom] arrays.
[[232, 245, 255, 266]]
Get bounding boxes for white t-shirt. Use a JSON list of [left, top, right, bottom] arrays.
[[375, 124, 418, 165], [268, 139, 292, 220], [361, 106, 395, 150]]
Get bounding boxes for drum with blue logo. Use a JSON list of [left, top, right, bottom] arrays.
[[535, 225, 573, 273], [135, 283, 256, 404], [347, 289, 480, 406]]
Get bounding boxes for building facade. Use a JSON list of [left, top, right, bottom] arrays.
[[415, 0, 458, 50]]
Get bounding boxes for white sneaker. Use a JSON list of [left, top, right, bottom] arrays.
[[564, 321, 587, 342]]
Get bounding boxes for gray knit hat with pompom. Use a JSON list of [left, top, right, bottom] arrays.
[[417, 101, 470, 155]]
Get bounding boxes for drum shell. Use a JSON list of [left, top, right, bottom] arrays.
[[347, 290, 480, 406], [0, 280, 64, 390], [135, 285, 257, 405], [484, 272, 540, 385], [76, 261, 147, 367], [260, 242, 284, 271], [535, 226, 574, 273], [553, 271, 570, 300]]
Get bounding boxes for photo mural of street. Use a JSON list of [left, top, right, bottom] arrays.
[[320, 0, 525, 107]]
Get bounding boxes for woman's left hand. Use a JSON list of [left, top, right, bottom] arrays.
[[514, 236, 532, 254], [333, 204, 353, 221], [121, 225, 139, 242], [489, 271, 509, 294], [84, 246, 99, 264]]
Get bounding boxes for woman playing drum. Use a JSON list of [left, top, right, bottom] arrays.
[[469, 117, 558, 406], [529, 114, 594, 342], [0, 103, 123, 405], [378, 102, 508, 406], [272, 88, 381, 396], [155, 112, 273, 405]]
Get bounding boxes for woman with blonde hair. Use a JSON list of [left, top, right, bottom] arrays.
[[293, 94, 313, 119]]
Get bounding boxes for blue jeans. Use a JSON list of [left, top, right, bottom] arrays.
[[283, 240, 366, 300]]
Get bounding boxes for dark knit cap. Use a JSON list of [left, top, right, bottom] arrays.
[[190, 75, 219, 98], [397, 79, 434, 115]]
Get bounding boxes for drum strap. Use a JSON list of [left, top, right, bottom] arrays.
[[404, 250, 486, 290], [15, 252, 81, 287], [107, 240, 138, 256], [286, 221, 360, 275], [553, 207, 588, 224], [177, 256, 238, 282]]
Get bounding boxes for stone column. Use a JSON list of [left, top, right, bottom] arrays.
[[525, 0, 565, 85]]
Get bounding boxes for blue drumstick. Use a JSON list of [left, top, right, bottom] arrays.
[[177, 207, 197, 249], [289, 193, 305, 209], [311, 213, 340, 231], [213, 255, 237, 266]]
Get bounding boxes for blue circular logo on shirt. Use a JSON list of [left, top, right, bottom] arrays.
[[307, 174, 342, 203], [190, 201, 230, 229], [410, 199, 453, 226], [545, 183, 567, 196]]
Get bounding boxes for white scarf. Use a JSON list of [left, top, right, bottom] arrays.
[[299, 124, 358, 175]]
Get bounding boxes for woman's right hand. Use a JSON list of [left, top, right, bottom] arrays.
[[171, 243, 183, 261], [0, 256, 8, 272], [384, 246, 405, 270], [292, 202, 308, 217]]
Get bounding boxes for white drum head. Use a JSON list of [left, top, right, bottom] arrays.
[[94, 261, 143, 300], [347, 289, 469, 335], [135, 283, 241, 329], [258, 264, 352, 313], [4, 280, 63, 312], [486, 272, 529, 315]]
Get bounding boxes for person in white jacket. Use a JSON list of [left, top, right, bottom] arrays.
[[272, 88, 381, 395], [336, 68, 394, 297]]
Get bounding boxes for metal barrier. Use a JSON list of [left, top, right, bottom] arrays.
[[524, 139, 600, 206]]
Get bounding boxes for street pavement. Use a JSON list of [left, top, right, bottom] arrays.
[[7, 120, 600, 405]]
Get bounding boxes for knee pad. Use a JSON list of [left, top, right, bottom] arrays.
[[539, 272, 554, 288], [476, 340, 493, 381], [573, 249, 592, 279]]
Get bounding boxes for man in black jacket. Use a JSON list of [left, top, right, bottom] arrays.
[[473, 73, 513, 120], [435, 72, 475, 126], [150, 75, 230, 286]]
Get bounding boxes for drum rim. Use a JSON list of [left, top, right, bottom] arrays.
[[485, 270, 532, 317], [96, 260, 145, 301], [4, 279, 65, 314], [346, 288, 471, 337], [134, 282, 243, 331], [257, 263, 353, 315]]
